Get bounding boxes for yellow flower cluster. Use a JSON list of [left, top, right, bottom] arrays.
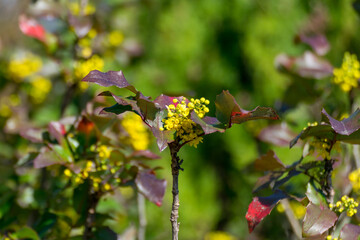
[[121, 112, 150, 150], [349, 168, 360, 193], [308, 137, 340, 159], [98, 145, 112, 159], [326, 236, 342, 240], [68, 2, 96, 16], [204, 231, 236, 240], [74, 55, 104, 89], [329, 195, 358, 217], [8, 53, 42, 80], [108, 30, 124, 47], [0, 95, 21, 118], [78, 29, 97, 58], [160, 97, 210, 147], [29, 76, 52, 104], [333, 52, 360, 92], [276, 201, 306, 219], [303, 121, 318, 130]]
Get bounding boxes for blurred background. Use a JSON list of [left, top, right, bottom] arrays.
[[1, 0, 360, 239]]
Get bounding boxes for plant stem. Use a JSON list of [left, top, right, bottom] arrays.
[[137, 192, 147, 240], [280, 199, 302, 239], [169, 141, 182, 240], [83, 191, 100, 240]]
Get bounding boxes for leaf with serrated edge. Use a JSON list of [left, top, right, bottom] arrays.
[[246, 190, 288, 233], [302, 203, 337, 237], [322, 108, 360, 136], [82, 70, 137, 94]]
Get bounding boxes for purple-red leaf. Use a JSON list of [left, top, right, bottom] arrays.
[[20, 128, 43, 143], [128, 150, 161, 160], [215, 90, 279, 127], [48, 121, 66, 144], [82, 70, 137, 94], [254, 150, 285, 171], [33, 149, 64, 168], [190, 112, 225, 135], [296, 34, 330, 56], [302, 203, 337, 238], [148, 110, 175, 152], [246, 191, 288, 233], [275, 51, 333, 79], [135, 171, 167, 206], [258, 124, 297, 147], [322, 108, 360, 136], [340, 224, 360, 240]]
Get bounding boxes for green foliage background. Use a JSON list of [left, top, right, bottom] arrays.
[[1, 0, 360, 239]]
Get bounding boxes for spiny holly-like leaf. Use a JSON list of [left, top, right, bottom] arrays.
[[254, 150, 285, 171], [305, 182, 327, 207], [135, 171, 167, 206], [19, 15, 46, 42], [340, 224, 360, 240], [82, 70, 137, 94], [215, 90, 279, 128], [258, 124, 297, 147], [302, 203, 337, 238], [246, 190, 288, 233], [191, 112, 225, 135], [295, 34, 330, 56], [275, 51, 333, 79], [148, 110, 174, 152], [322, 108, 360, 136]]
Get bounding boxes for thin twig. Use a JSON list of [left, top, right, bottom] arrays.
[[137, 192, 147, 240], [83, 190, 100, 240], [280, 199, 302, 239], [168, 141, 182, 240]]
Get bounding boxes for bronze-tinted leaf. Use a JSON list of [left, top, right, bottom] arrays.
[[322, 108, 360, 136], [258, 124, 297, 147], [254, 150, 285, 171], [135, 171, 167, 206], [295, 34, 330, 56], [340, 224, 360, 240]]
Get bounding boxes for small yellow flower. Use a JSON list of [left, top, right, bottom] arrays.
[[333, 52, 360, 92], [121, 112, 150, 150], [98, 145, 112, 159], [108, 30, 124, 47], [74, 55, 104, 80], [8, 52, 42, 80], [64, 169, 72, 177], [330, 195, 358, 217]]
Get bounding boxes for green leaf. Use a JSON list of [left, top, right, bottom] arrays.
[[305, 182, 327, 207], [34, 212, 57, 238], [10, 226, 40, 240], [102, 103, 133, 115], [254, 150, 285, 171], [136, 92, 158, 121]]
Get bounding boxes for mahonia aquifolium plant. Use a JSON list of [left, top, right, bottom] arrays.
[[160, 98, 210, 147]]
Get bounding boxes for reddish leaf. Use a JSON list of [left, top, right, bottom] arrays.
[[48, 121, 66, 144], [128, 150, 161, 160], [322, 108, 360, 136], [258, 124, 297, 147], [135, 171, 167, 206], [20, 128, 43, 143], [295, 34, 330, 56], [302, 203, 337, 238], [246, 191, 288, 233], [148, 110, 175, 152], [34, 149, 64, 168], [77, 116, 95, 135], [82, 70, 137, 94], [340, 224, 360, 240], [215, 90, 279, 128], [19, 15, 46, 42], [254, 150, 285, 171], [190, 112, 225, 135], [153, 95, 185, 109], [275, 51, 333, 79]]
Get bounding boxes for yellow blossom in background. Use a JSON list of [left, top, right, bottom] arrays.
[[98, 145, 112, 159], [29, 76, 52, 104], [8, 53, 42, 80], [329, 195, 358, 217], [68, 2, 95, 16], [121, 112, 150, 150], [308, 136, 341, 159], [276, 201, 306, 219], [333, 52, 360, 92], [74, 55, 104, 80], [0, 103, 11, 118], [204, 231, 236, 240], [160, 97, 210, 147], [108, 30, 124, 47], [349, 168, 360, 193], [326, 236, 342, 240]]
